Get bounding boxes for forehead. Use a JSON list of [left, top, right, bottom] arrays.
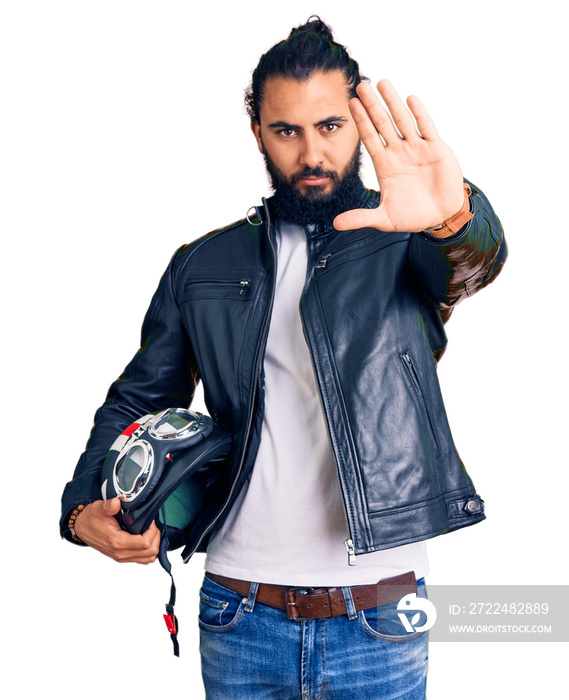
[[260, 70, 352, 123]]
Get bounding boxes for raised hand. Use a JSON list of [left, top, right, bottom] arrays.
[[333, 80, 465, 233]]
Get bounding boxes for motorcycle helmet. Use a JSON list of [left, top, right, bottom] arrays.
[[101, 407, 232, 655]]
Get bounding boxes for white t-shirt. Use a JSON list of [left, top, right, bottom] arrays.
[[205, 220, 428, 586]]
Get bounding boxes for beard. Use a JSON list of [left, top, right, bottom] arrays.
[[262, 144, 365, 227]]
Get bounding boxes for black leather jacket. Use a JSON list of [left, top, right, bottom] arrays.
[[61, 181, 507, 562]]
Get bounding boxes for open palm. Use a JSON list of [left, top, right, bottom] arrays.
[[333, 80, 465, 233]]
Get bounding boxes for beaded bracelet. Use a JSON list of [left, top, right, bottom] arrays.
[[68, 504, 87, 543]]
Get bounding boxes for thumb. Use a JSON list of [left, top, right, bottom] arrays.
[[103, 496, 123, 516], [333, 208, 386, 232]]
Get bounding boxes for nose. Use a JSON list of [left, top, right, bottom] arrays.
[[299, 132, 323, 169]]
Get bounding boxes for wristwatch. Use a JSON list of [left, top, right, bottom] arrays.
[[424, 183, 473, 239]]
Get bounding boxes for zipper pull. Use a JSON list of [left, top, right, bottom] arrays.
[[317, 254, 331, 269], [239, 280, 250, 296], [344, 538, 357, 566]]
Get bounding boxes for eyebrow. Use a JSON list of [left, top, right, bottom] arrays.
[[268, 116, 348, 130]]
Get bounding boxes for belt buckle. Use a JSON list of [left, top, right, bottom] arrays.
[[285, 587, 318, 621], [285, 586, 314, 622]]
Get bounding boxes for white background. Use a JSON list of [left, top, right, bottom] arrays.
[[2, 0, 567, 697]]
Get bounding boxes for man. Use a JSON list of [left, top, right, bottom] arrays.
[[61, 17, 506, 698]]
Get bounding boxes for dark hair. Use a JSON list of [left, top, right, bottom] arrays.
[[245, 16, 365, 124]]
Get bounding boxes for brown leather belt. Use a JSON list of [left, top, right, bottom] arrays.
[[207, 571, 417, 620]]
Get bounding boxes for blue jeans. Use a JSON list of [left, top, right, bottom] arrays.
[[199, 573, 428, 699]]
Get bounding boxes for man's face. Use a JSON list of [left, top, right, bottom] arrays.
[[251, 70, 361, 207]]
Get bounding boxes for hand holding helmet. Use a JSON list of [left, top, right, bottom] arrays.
[[74, 497, 161, 564], [74, 408, 230, 569]]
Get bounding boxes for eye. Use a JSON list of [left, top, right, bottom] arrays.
[[321, 123, 340, 134], [276, 128, 297, 138]]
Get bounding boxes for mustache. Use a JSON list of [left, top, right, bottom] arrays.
[[290, 166, 340, 184]]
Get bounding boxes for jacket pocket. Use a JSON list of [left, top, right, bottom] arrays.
[[183, 278, 252, 300], [400, 351, 440, 456]]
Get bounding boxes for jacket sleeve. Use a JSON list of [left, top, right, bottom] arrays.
[[408, 179, 507, 309], [59, 248, 199, 542]]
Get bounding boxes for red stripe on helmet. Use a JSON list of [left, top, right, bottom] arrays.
[[121, 422, 141, 437]]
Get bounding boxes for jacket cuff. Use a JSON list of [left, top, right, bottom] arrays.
[[408, 178, 506, 308]]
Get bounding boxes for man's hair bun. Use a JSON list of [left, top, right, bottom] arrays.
[[290, 16, 334, 41]]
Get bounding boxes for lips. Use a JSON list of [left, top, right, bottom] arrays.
[[299, 176, 330, 186]]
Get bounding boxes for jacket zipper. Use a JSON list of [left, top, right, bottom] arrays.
[[183, 201, 277, 562], [400, 351, 439, 454], [308, 344, 357, 565], [185, 279, 251, 296], [300, 263, 357, 567], [315, 233, 381, 270]]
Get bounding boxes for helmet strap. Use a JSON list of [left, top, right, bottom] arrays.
[[157, 510, 180, 657]]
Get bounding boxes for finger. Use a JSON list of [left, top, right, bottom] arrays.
[[406, 95, 439, 141], [334, 208, 390, 232], [108, 529, 160, 563], [103, 496, 122, 516], [116, 540, 159, 563], [113, 550, 159, 564], [117, 523, 159, 552], [141, 522, 161, 550], [347, 98, 385, 160], [376, 80, 420, 141], [353, 82, 401, 145]]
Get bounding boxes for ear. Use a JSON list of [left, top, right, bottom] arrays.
[[250, 119, 264, 154]]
